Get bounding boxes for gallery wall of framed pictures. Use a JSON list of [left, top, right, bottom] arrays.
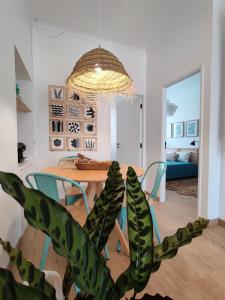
[[48, 85, 97, 151], [167, 119, 199, 138]]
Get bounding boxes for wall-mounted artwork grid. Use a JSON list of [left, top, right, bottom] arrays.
[[49, 85, 98, 151], [50, 136, 65, 151], [83, 137, 97, 151], [49, 85, 65, 101]]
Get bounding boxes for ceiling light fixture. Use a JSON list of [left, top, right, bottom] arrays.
[[66, 0, 132, 94]]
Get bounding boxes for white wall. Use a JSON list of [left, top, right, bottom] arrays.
[[32, 23, 146, 170], [166, 73, 200, 149], [146, 0, 213, 218], [213, 0, 225, 221], [0, 0, 33, 267], [206, 0, 225, 221]]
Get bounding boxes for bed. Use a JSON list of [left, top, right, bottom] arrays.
[[166, 148, 198, 181]]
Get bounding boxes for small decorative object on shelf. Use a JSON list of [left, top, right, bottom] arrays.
[[17, 142, 26, 163], [16, 83, 20, 96]]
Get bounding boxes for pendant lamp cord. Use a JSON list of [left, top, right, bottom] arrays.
[[98, 0, 101, 47]]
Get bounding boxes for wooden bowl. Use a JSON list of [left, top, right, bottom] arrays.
[[75, 159, 112, 170]]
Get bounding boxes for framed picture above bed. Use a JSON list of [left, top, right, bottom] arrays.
[[173, 122, 184, 138], [186, 119, 198, 137], [166, 123, 172, 138]]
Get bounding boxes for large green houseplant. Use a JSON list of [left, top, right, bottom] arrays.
[[0, 162, 208, 299]]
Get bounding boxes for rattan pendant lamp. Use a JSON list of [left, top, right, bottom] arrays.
[[67, 0, 132, 94]]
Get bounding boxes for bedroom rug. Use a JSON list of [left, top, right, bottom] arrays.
[[166, 177, 198, 198]]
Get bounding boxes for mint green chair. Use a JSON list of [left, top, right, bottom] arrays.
[[58, 155, 84, 204], [140, 161, 167, 243], [117, 161, 166, 251], [25, 172, 90, 271]]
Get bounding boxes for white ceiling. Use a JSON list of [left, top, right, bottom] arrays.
[[29, 0, 160, 48], [29, 0, 209, 50]]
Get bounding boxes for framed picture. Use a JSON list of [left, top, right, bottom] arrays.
[[49, 102, 65, 118], [83, 105, 97, 119], [66, 87, 82, 103], [83, 122, 97, 135], [66, 120, 82, 135], [173, 122, 184, 138], [166, 123, 172, 138], [49, 119, 65, 134], [49, 136, 65, 151], [83, 137, 97, 151], [186, 120, 198, 137], [66, 104, 82, 119], [83, 93, 97, 104], [66, 137, 83, 151], [48, 85, 65, 101]]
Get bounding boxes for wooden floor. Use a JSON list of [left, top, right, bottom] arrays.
[[12, 190, 225, 300]]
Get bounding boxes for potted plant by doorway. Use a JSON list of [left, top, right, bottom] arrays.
[[0, 162, 208, 299]]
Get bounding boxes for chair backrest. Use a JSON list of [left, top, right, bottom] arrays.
[[141, 161, 167, 200], [25, 173, 89, 213]]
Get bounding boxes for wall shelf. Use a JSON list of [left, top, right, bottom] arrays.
[[16, 95, 31, 112]]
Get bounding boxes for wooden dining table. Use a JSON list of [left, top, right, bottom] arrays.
[[42, 163, 144, 256]]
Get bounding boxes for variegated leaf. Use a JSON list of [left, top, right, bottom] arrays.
[[116, 166, 154, 296], [84, 161, 125, 251], [151, 218, 209, 271], [0, 171, 119, 300], [0, 268, 50, 300], [0, 238, 56, 299]]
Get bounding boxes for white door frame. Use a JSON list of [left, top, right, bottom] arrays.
[[110, 94, 145, 168], [160, 65, 204, 217]]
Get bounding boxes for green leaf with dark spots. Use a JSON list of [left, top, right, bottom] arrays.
[[84, 161, 125, 252], [62, 263, 74, 300], [0, 238, 56, 299], [151, 218, 209, 271], [0, 171, 119, 300], [0, 268, 50, 300], [116, 166, 154, 296]]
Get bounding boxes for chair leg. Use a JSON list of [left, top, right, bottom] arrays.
[[66, 194, 82, 206], [149, 205, 161, 244], [39, 235, 51, 271], [104, 246, 110, 260], [117, 207, 127, 252], [74, 283, 80, 295]]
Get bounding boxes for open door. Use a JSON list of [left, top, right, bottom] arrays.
[[162, 71, 201, 215]]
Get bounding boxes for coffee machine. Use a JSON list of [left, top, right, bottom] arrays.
[[17, 142, 26, 163]]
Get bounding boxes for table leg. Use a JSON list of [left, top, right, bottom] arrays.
[[84, 182, 96, 208]]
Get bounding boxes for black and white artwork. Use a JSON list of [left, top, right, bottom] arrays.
[[83, 93, 97, 104], [67, 120, 82, 134], [67, 88, 82, 103], [67, 137, 82, 150], [67, 104, 82, 119], [83, 105, 97, 119], [49, 85, 65, 101], [50, 136, 65, 151], [84, 122, 96, 135], [49, 119, 64, 134], [49, 85, 98, 151], [49, 103, 64, 117], [83, 137, 97, 150]]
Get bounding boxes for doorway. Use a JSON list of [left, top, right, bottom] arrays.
[[111, 95, 143, 166], [163, 71, 201, 215]]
